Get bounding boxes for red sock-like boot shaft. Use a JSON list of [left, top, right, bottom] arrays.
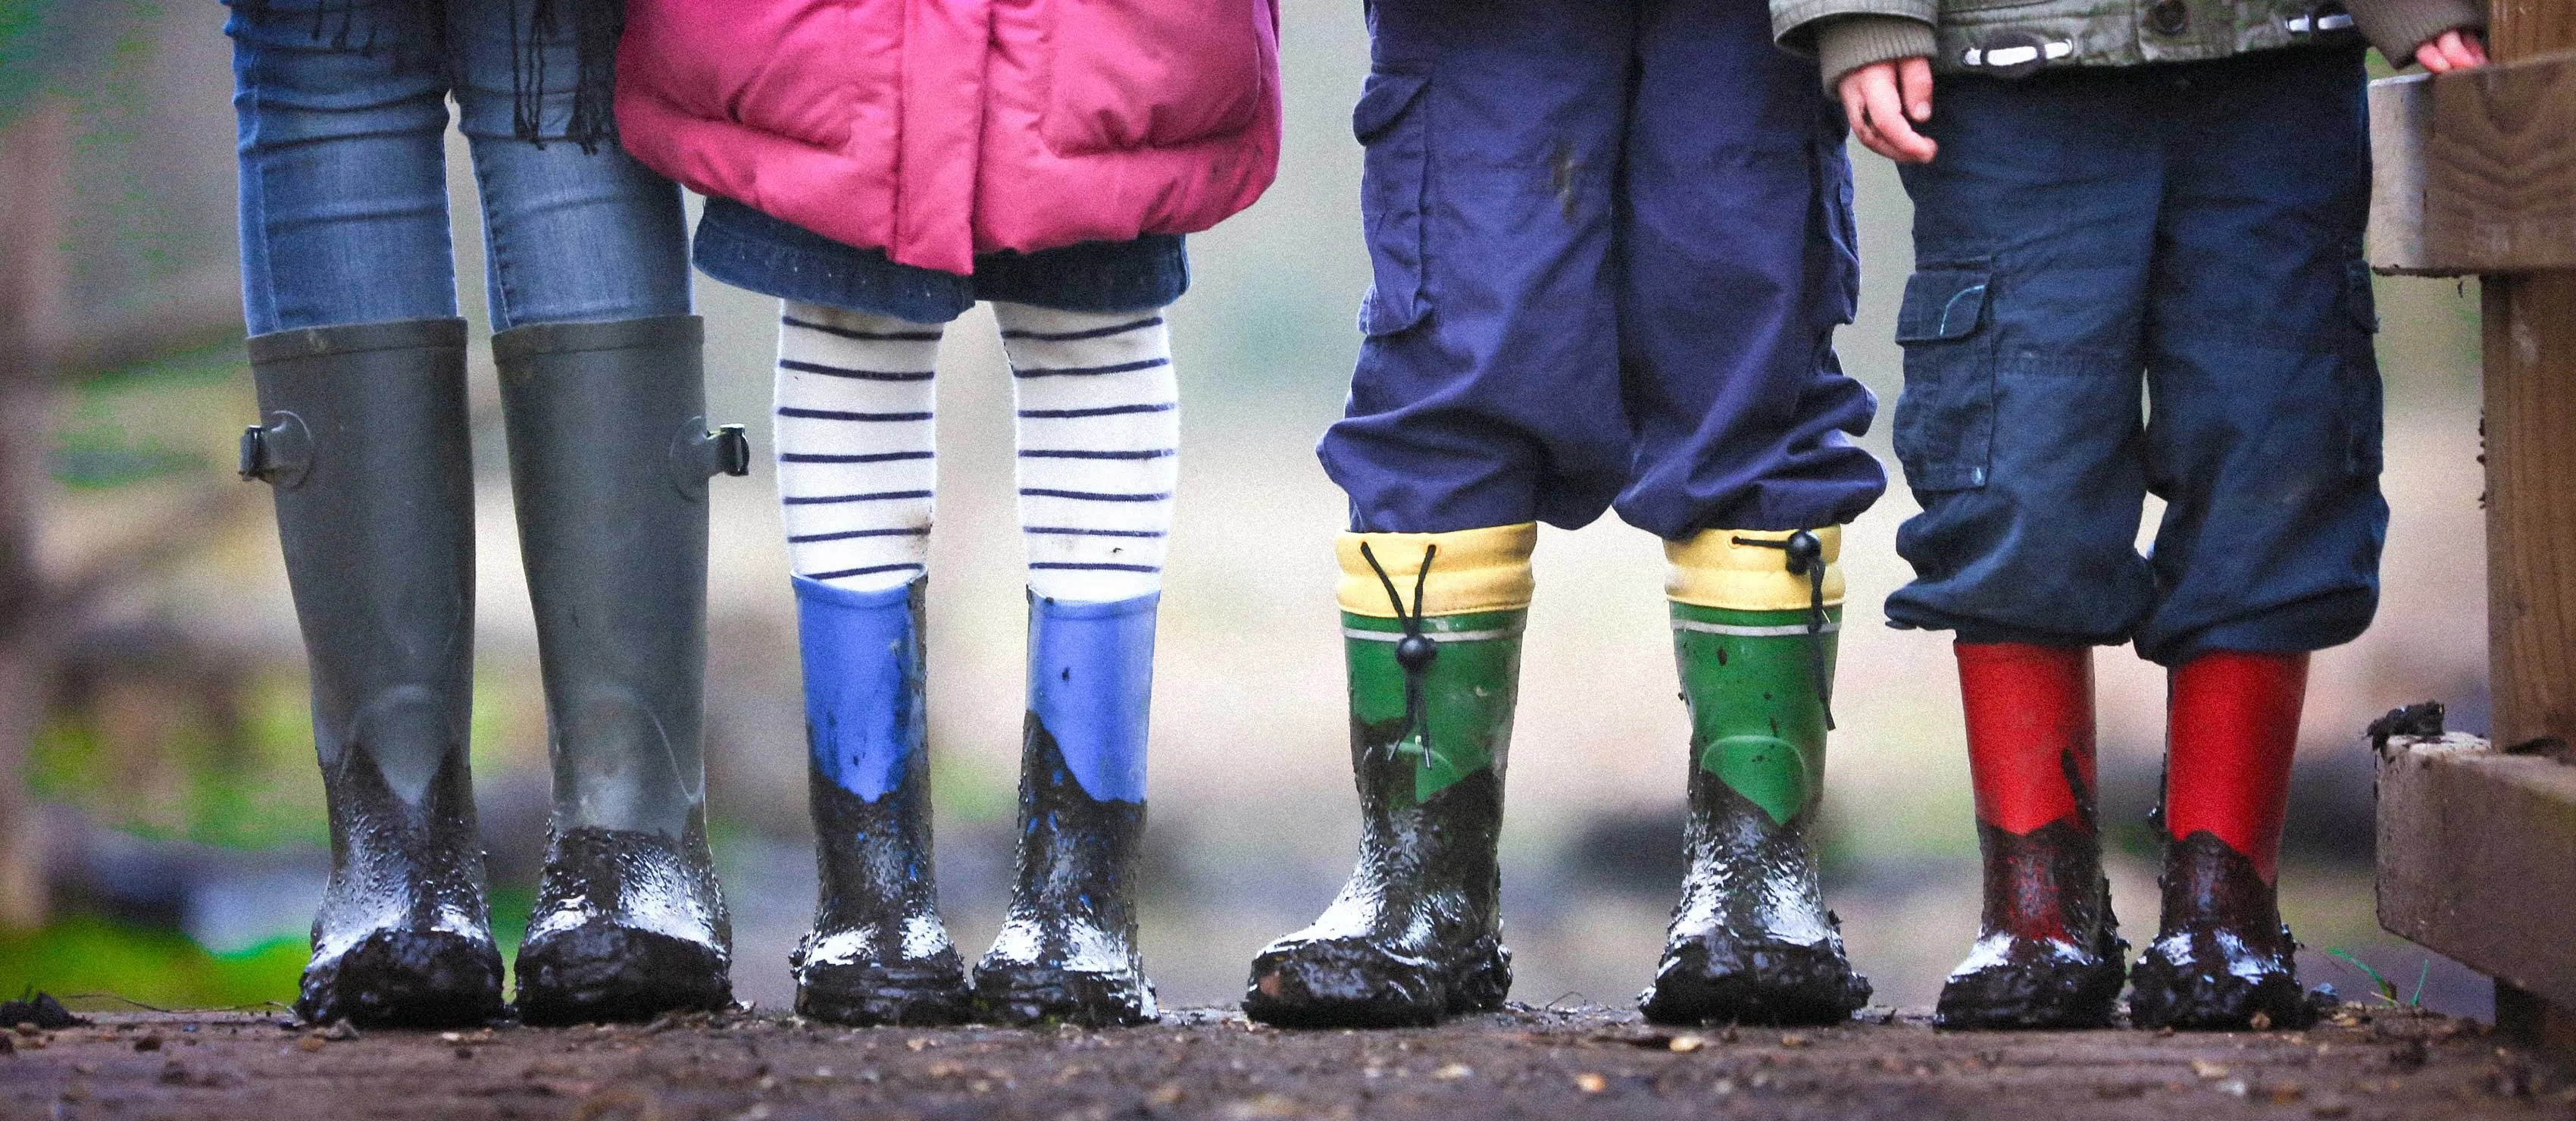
[[1937, 643, 2125, 1027], [1959, 643, 2096, 835], [2165, 651, 2307, 885]]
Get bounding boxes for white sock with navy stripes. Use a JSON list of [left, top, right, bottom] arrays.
[[773, 301, 944, 593], [995, 302, 1179, 603]]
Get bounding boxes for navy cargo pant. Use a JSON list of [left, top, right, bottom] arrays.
[[1317, 0, 1887, 538], [1886, 45, 2387, 665]]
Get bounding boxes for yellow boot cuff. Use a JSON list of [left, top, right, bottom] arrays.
[[1337, 523, 1537, 618], [1665, 526, 1845, 612]]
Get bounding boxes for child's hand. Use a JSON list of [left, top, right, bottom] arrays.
[[2415, 28, 2489, 72], [1838, 57, 1938, 164]]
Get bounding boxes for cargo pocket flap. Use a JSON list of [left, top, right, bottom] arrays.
[[1352, 72, 1429, 143], [1895, 265, 1993, 343], [1354, 71, 1432, 337]]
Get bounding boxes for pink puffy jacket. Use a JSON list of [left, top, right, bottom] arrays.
[[614, 0, 1283, 277]]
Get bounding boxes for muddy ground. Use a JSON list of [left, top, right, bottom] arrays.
[[2, 1004, 2567, 1121]]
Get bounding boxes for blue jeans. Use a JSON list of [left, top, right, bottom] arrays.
[[1885, 45, 2387, 665], [1315, 0, 1884, 538], [227, 0, 689, 335]]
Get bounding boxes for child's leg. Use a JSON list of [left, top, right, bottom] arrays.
[[1249, 0, 1637, 1029], [2124, 43, 2377, 1032], [1877, 57, 2168, 1029], [970, 301, 1177, 1027], [767, 302, 969, 1026], [773, 305, 943, 591], [1000, 303, 1177, 604], [1620, 0, 1883, 1029]]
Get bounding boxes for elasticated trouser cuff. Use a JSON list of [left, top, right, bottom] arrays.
[[1814, 15, 1938, 92]]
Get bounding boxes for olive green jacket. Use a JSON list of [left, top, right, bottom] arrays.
[[1778, 0, 2485, 90]]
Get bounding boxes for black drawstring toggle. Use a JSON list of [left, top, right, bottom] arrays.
[[1359, 542, 1439, 760], [1730, 529, 1837, 731]]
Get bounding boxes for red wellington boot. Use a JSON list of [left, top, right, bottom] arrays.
[[2127, 650, 2313, 1030], [1936, 643, 2127, 1029]]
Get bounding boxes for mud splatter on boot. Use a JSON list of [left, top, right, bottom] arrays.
[[1937, 821, 2127, 1029], [1244, 756, 1511, 1029], [2130, 650, 2312, 1031], [1937, 643, 2126, 1030], [973, 593, 1160, 1026], [514, 819, 733, 1025], [790, 577, 970, 1026], [298, 750, 505, 1028], [973, 722, 1156, 1026], [493, 318, 739, 1025], [1245, 604, 1524, 1029], [2127, 831, 2311, 1029], [1640, 530, 1868, 1027], [245, 319, 503, 1029], [1638, 769, 1870, 1025]]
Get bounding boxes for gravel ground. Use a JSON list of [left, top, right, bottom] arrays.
[[2, 1004, 2568, 1121]]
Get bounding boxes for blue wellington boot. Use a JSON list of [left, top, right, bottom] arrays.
[[789, 575, 973, 1025], [974, 593, 1161, 1026]]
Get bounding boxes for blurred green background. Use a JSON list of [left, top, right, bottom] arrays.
[[0, 0, 2494, 1018]]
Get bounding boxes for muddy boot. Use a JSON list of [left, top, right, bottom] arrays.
[[1935, 643, 2127, 1029], [494, 317, 748, 1025], [974, 593, 1161, 1026], [245, 319, 505, 1029], [1639, 528, 1870, 1027], [2130, 651, 2313, 1031], [1244, 526, 1531, 1029], [791, 576, 972, 1025]]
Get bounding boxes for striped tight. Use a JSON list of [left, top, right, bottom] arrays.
[[773, 299, 1178, 603]]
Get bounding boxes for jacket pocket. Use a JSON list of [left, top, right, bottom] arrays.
[[1893, 263, 1996, 491], [1354, 71, 1431, 337], [1042, 0, 1272, 155]]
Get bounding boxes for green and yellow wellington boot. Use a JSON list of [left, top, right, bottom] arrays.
[[1243, 524, 1533, 1029], [1638, 527, 1871, 1026]]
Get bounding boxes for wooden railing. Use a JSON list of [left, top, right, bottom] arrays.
[[2368, 5, 2576, 1059]]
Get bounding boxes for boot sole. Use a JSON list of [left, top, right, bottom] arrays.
[[971, 964, 1156, 1028], [1638, 936, 1871, 1027], [797, 962, 974, 1027], [1241, 935, 1509, 1029], [299, 929, 505, 1029], [1934, 957, 2127, 1030], [514, 923, 732, 1025], [2128, 953, 2312, 1030]]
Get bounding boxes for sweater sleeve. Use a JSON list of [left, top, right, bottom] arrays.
[[1812, 15, 1940, 92], [2349, 0, 2487, 64], [1772, 0, 1940, 55]]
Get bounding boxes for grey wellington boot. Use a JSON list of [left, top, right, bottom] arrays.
[[243, 318, 504, 1028], [493, 316, 749, 1025]]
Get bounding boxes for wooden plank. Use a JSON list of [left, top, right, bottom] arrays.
[[2418, 51, 2576, 273], [2377, 735, 2576, 1010], [2485, 271, 2576, 753], [2477, 0, 2576, 1057], [2367, 74, 2438, 274], [2491, 0, 2576, 61]]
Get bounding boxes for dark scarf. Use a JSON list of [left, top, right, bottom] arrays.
[[240, 0, 626, 152]]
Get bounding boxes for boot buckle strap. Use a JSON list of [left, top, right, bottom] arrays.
[[667, 419, 751, 496], [238, 411, 312, 488]]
